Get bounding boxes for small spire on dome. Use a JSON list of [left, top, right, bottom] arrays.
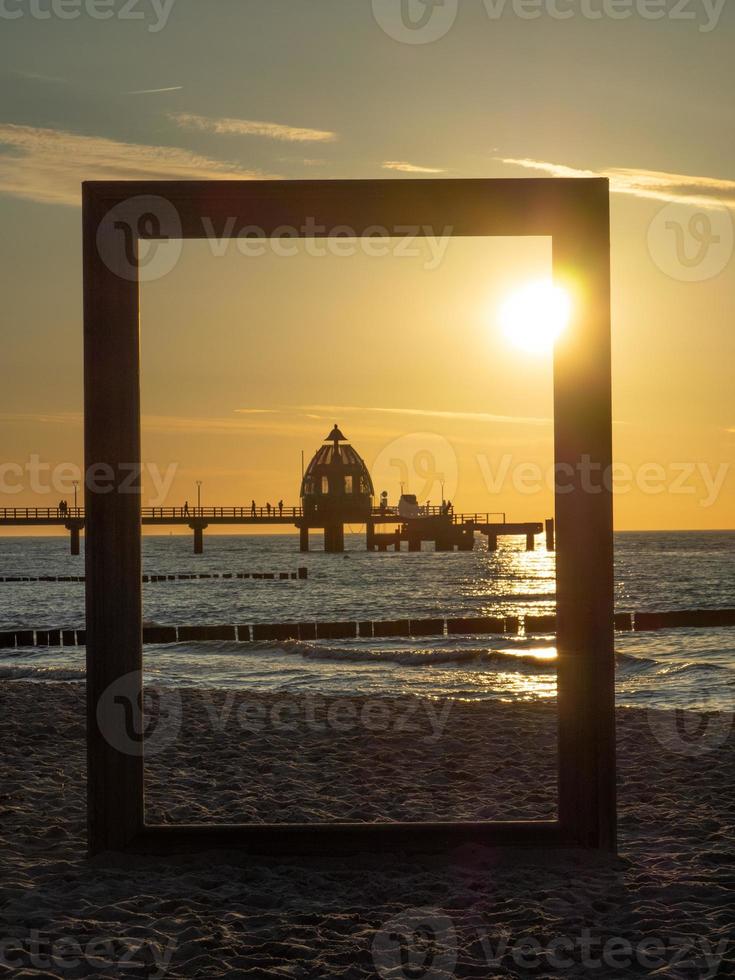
[[326, 424, 348, 444]]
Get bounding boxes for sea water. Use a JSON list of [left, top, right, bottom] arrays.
[[0, 531, 733, 710]]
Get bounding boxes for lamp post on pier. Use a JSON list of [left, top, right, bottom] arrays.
[[196, 480, 202, 515]]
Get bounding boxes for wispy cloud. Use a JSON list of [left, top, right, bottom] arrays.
[[382, 161, 445, 174], [300, 404, 552, 426], [125, 85, 183, 95], [10, 69, 67, 84], [141, 414, 333, 438], [276, 157, 328, 168], [170, 112, 337, 144], [496, 157, 735, 211], [0, 411, 82, 426], [0, 124, 274, 207]]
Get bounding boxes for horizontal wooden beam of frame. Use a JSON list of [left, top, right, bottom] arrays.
[[127, 821, 568, 856], [82, 177, 608, 241]]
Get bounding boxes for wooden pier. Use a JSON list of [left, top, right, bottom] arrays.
[[0, 506, 554, 555]]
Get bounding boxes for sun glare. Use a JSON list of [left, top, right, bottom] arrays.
[[499, 280, 572, 355]]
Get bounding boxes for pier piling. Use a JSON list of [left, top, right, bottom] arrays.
[[546, 518, 555, 551], [189, 521, 208, 555]]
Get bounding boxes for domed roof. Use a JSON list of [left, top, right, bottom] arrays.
[[300, 425, 374, 499]]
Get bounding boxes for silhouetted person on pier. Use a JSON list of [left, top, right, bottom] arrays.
[[251, 500, 256, 516], [183, 500, 189, 516], [266, 503, 271, 516], [278, 500, 283, 516]]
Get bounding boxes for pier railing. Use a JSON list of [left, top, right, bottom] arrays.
[[143, 505, 303, 519], [1, 505, 512, 524], [0, 507, 84, 520]]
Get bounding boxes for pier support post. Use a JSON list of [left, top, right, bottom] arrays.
[[324, 523, 345, 554], [408, 537, 421, 552], [190, 521, 208, 555], [526, 532, 536, 551], [458, 529, 474, 551], [545, 518, 555, 552], [69, 524, 81, 556], [366, 520, 375, 552], [486, 533, 498, 552], [299, 525, 309, 553]]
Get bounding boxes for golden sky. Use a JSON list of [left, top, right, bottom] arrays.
[[0, 2, 733, 531]]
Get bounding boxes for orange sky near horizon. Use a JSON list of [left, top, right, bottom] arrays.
[[3, 228, 732, 534]]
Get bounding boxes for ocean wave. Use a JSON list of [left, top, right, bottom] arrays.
[[653, 661, 732, 677], [290, 643, 554, 670], [0, 664, 85, 681], [144, 638, 676, 674]]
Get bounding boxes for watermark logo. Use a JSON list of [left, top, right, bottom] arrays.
[[96, 671, 182, 757], [371, 0, 727, 41], [372, 908, 458, 979], [371, 0, 459, 44], [372, 431, 459, 507], [372, 913, 729, 976], [648, 202, 733, 282], [97, 195, 182, 283], [647, 701, 734, 757]]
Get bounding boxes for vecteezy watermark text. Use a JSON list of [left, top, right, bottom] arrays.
[[0, 455, 178, 507], [477, 454, 731, 508], [95, 681, 455, 757], [0, 0, 176, 31], [96, 195, 454, 282], [372, 909, 729, 978], [371, 0, 727, 45], [203, 692, 453, 739], [0, 929, 176, 978]]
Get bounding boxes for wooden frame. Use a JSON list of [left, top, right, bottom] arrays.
[[83, 178, 615, 855]]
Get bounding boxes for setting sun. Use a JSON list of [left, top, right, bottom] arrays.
[[499, 280, 572, 355]]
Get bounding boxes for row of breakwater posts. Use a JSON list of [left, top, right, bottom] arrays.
[[3, 609, 734, 648], [0, 568, 308, 584], [0, 507, 555, 555]]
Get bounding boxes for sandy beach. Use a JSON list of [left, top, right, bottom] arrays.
[[0, 681, 732, 978]]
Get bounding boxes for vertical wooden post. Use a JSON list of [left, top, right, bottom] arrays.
[[193, 524, 204, 554], [300, 524, 309, 553], [365, 520, 375, 552], [553, 187, 616, 851], [546, 518, 555, 551], [525, 532, 535, 551], [69, 524, 81, 555], [83, 187, 144, 855], [486, 533, 498, 552], [324, 523, 345, 553]]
